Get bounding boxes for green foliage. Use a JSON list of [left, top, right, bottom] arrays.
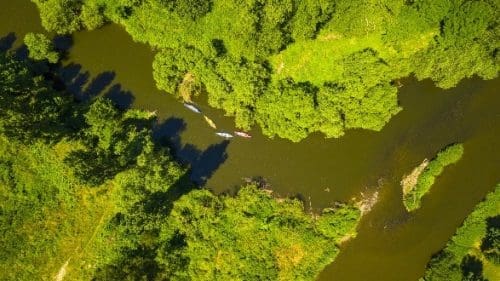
[[0, 52, 71, 143], [80, 1, 106, 30], [152, 46, 206, 95], [422, 251, 463, 281], [422, 184, 500, 280], [65, 97, 162, 186], [256, 79, 320, 142], [151, 185, 361, 281], [84, 98, 121, 150], [412, 0, 499, 88], [93, 184, 361, 281], [0, 51, 362, 280], [159, 0, 213, 20], [23, 33, 59, 63], [404, 144, 464, 212], [0, 49, 188, 280], [316, 204, 361, 241], [32, 0, 83, 34], [0, 132, 130, 280], [288, 0, 335, 41], [32, 0, 499, 141]]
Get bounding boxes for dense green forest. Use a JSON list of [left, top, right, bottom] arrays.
[[422, 184, 499, 281], [402, 143, 464, 212], [31, 0, 499, 141], [0, 48, 362, 280]]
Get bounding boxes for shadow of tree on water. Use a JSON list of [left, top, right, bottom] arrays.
[[52, 35, 72, 60], [104, 84, 134, 109], [84, 70, 115, 97], [0, 32, 15, 52], [154, 117, 229, 186]]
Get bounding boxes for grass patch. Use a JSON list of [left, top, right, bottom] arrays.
[[270, 28, 436, 85], [0, 136, 117, 280]]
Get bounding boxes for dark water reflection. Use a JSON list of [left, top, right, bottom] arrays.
[[1, 1, 499, 280]]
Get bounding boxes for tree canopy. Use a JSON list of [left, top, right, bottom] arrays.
[[422, 185, 500, 281], [23, 32, 60, 63], [32, 0, 499, 141]]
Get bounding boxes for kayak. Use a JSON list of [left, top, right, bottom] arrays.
[[234, 131, 252, 138], [215, 132, 233, 138], [183, 103, 202, 114], [203, 115, 217, 129]]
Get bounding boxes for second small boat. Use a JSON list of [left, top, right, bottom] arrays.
[[234, 131, 252, 138], [215, 132, 234, 139]]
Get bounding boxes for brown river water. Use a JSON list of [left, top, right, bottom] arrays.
[[1, 1, 499, 280]]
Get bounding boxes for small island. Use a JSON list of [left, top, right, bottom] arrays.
[[402, 144, 464, 212]]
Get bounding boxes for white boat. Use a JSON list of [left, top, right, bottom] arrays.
[[215, 132, 233, 138], [234, 131, 252, 138], [183, 103, 202, 114]]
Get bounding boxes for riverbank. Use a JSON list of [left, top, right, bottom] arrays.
[[422, 184, 499, 280]]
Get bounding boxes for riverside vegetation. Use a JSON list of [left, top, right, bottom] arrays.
[[422, 184, 500, 281], [31, 0, 499, 142], [0, 44, 362, 280], [402, 144, 464, 212], [2, 1, 498, 280]]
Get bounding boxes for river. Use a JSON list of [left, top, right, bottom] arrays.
[[1, 1, 499, 280]]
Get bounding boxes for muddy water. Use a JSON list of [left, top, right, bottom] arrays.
[[1, 1, 499, 280]]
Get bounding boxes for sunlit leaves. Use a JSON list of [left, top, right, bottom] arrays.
[[23, 33, 59, 63]]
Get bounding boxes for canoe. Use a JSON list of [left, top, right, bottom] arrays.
[[203, 115, 217, 129], [215, 132, 233, 138], [234, 131, 252, 138], [183, 103, 202, 114]]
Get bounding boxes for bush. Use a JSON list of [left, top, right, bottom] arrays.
[[403, 144, 464, 211], [23, 33, 59, 63]]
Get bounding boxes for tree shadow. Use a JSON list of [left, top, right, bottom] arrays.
[[153, 117, 186, 146], [52, 35, 73, 60], [0, 33, 27, 60], [184, 141, 229, 185], [56, 63, 135, 110], [460, 255, 485, 281], [85, 71, 115, 97], [154, 117, 229, 186], [0, 32, 16, 52], [58, 64, 91, 98], [1, 32, 133, 111], [480, 215, 499, 263], [104, 84, 134, 109], [14, 44, 28, 60]]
